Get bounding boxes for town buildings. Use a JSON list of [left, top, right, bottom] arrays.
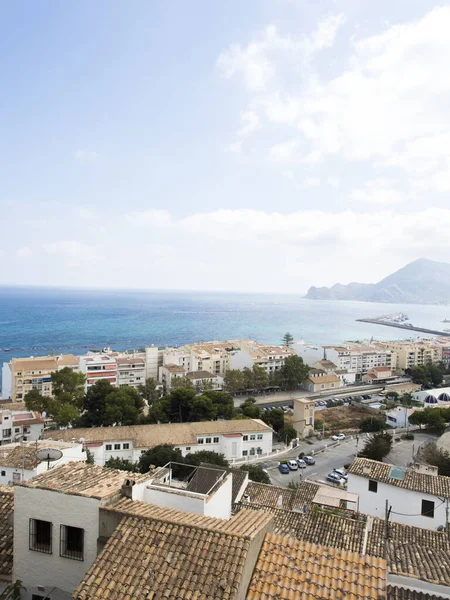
[[293, 398, 315, 438], [78, 353, 118, 390], [1, 355, 79, 402], [412, 386, 450, 404], [44, 418, 273, 464], [302, 372, 341, 393], [323, 343, 397, 378], [376, 340, 443, 372], [347, 458, 450, 530], [0, 409, 44, 445]]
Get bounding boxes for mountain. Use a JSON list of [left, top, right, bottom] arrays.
[[305, 259, 450, 304]]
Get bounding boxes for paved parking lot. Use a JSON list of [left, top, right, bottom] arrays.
[[267, 432, 437, 488]]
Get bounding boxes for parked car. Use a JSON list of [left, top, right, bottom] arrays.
[[333, 468, 348, 481], [278, 463, 290, 474], [297, 459, 307, 468], [288, 460, 298, 470], [303, 455, 315, 465], [332, 433, 346, 441], [326, 472, 345, 485]]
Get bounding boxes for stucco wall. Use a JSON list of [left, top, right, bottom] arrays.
[[347, 474, 447, 529], [14, 487, 101, 599], [204, 474, 232, 519], [144, 486, 205, 514]]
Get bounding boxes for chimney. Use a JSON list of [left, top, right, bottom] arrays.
[[277, 494, 283, 509], [121, 478, 136, 498], [362, 464, 372, 476], [412, 463, 438, 477]]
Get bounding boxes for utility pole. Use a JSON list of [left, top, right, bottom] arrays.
[[384, 499, 392, 560]]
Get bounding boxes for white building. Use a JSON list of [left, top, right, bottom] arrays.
[[385, 406, 416, 428], [44, 419, 273, 465], [116, 357, 146, 389], [323, 344, 396, 378], [159, 363, 187, 390], [412, 387, 450, 404], [185, 370, 224, 391], [0, 409, 44, 445], [292, 342, 324, 366], [0, 440, 84, 485], [79, 353, 118, 389], [347, 457, 449, 530]]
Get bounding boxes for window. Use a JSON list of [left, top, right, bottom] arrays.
[[205, 437, 212, 444], [14, 428, 20, 433], [421, 499, 435, 518], [105, 444, 112, 451], [257, 448, 262, 455], [122, 443, 130, 450], [249, 448, 255, 455], [198, 438, 204, 444], [32, 595, 45, 600], [257, 434, 263, 440], [114, 444, 121, 450], [186, 447, 191, 451], [0, 471, 5, 477], [29, 519, 52, 554], [3, 430, 11, 439], [60, 525, 84, 561], [243, 435, 248, 441], [250, 434, 256, 441], [368, 480, 378, 493], [213, 437, 219, 443], [242, 450, 248, 456]]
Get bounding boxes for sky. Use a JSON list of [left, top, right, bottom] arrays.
[[1, 0, 450, 293]]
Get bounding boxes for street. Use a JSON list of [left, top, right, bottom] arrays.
[[265, 432, 437, 488]]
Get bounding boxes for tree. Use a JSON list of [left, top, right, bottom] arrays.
[[184, 450, 229, 467], [139, 444, 183, 473], [80, 380, 115, 427], [202, 390, 234, 420], [282, 332, 294, 347], [167, 387, 197, 422], [407, 410, 427, 429], [105, 457, 139, 472], [142, 398, 171, 424], [420, 442, 450, 477], [241, 367, 255, 390], [138, 377, 160, 404], [187, 395, 217, 422], [51, 367, 86, 407], [103, 387, 145, 426], [25, 389, 49, 413], [359, 417, 387, 433], [422, 407, 446, 432], [278, 426, 297, 445], [85, 448, 95, 464], [223, 369, 244, 394], [240, 398, 262, 419], [252, 365, 269, 390], [385, 391, 399, 401], [240, 464, 270, 484], [171, 376, 194, 391], [410, 362, 444, 387], [262, 408, 284, 432], [360, 431, 393, 462], [279, 355, 309, 390]]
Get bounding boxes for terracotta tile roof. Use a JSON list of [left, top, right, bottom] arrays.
[[74, 515, 255, 600], [234, 502, 366, 553], [105, 497, 273, 539], [387, 588, 448, 600], [316, 360, 338, 369], [18, 461, 150, 499], [246, 533, 386, 600], [116, 357, 145, 365], [165, 363, 186, 373], [185, 465, 226, 495], [243, 481, 319, 511], [186, 370, 216, 379], [44, 419, 272, 448], [307, 373, 341, 384], [0, 486, 14, 575], [200, 463, 248, 504], [12, 356, 58, 372], [366, 518, 450, 587], [56, 354, 79, 366], [348, 458, 450, 497]]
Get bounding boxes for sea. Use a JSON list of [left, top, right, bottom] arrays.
[[1, 285, 450, 385]]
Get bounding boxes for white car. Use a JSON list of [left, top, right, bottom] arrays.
[[333, 468, 348, 481], [332, 433, 346, 441], [326, 472, 345, 485], [296, 459, 307, 468], [287, 460, 298, 471]]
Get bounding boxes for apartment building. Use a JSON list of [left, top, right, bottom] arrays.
[[0, 409, 44, 445], [79, 354, 118, 390], [1, 354, 79, 402], [44, 418, 273, 464], [229, 340, 297, 375], [116, 357, 145, 388], [162, 341, 235, 376], [376, 340, 443, 372], [323, 344, 396, 378]]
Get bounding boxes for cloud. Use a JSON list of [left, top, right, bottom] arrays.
[[126, 210, 171, 227], [238, 110, 260, 136], [74, 150, 99, 162], [217, 6, 450, 195], [16, 246, 32, 258], [351, 180, 402, 205], [43, 240, 103, 267]]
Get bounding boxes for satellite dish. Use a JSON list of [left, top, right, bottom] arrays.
[[36, 448, 63, 469]]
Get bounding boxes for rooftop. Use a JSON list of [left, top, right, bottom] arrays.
[[0, 440, 80, 470], [246, 533, 386, 600], [165, 363, 187, 373], [387, 588, 449, 600], [0, 486, 13, 576], [11, 356, 57, 372], [44, 418, 272, 448], [242, 481, 319, 512], [74, 504, 273, 600], [348, 457, 450, 498], [185, 370, 217, 379], [316, 359, 338, 369], [307, 373, 341, 384], [116, 357, 145, 365], [18, 461, 151, 500]]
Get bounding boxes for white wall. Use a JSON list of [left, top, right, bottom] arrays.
[[413, 387, 450, 403], [347, 474, 447, 530], [14, 486, 101, 600], [144, 486, 205, 514], [1, 363, 12, 400], [229, 349, 254, 371], [204, 474, 232, 519], [292, 343, 323, 367]]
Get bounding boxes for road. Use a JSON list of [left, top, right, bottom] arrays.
[[264, 432, 437, 488]]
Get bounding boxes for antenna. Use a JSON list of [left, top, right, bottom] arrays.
[[35, 448, 63, 470]]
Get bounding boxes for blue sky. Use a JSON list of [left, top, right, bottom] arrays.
[[1, 0, 449, 292]]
